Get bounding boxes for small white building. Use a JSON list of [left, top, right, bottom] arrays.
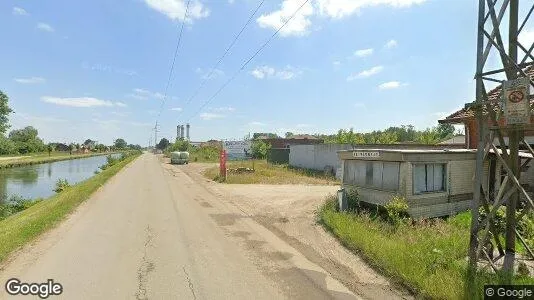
[[338, 148, 533, 218]]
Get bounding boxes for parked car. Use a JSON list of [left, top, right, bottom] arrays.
[[170, 151, 190, 165]]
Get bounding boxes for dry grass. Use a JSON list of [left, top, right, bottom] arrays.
[[203, 160, 339, 185]]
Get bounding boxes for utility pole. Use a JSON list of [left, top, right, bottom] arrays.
[[468, 0, 534, 285]]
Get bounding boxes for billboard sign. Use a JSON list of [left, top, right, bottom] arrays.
[[503, 77, 531, 125], [223, 140, 252, 160]]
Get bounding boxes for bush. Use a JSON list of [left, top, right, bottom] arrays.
[[384, 195, 409, 226], [345, 187, 359, 211], [0, 195, 38, 220], [54, 179, 70, 193]]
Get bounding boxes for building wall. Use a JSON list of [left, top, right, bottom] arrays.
[[342, 156, 477, 218], [290, 144, 353, 178]]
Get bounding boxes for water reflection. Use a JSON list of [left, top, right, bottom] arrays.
[[0, 154, 117, 204]]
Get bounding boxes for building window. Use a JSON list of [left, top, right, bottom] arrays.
[[344, 160, 399, 191], [413, 163, 446, 194]]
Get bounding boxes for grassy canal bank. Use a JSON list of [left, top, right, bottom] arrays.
[[0, 152, 140, 264], [0, 152, 120, 169], [319, 197, 534, 299]]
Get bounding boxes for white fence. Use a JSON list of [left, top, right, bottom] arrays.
[[289, 144, 353, 179]]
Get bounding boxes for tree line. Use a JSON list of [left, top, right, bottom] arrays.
[[255, 124, 460, 145], [0, 91, 142, 155]]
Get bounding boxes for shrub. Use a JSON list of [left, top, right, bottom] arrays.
[[54, 178, 70, 193], [384, 195, 409, 226], [0, 195, 38, 220], [345, 187, 359, 211]]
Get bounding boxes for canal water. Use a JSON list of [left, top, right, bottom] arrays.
[[0, 154, 120, 202]]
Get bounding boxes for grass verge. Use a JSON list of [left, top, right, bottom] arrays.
[[0, 153, 139, 264], [0, 152, 119, 169], [318, 197, 534, 299], [203, 160, 338, 185]]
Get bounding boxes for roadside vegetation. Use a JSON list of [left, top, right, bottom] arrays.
[[319, 191, 534, 299], [204, 160, 338, 185], [0, 151, 140, 264], [162, 139, 220, 162]]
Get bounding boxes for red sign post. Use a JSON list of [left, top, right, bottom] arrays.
[[219, 150, 227, 180]]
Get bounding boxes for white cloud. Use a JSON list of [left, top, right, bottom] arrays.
[[258, 0, 426, 36], [256, 0, 315, 37], [196, 67, 224, 80], [333, 61, 341, 66], [385, 39, 398, 48], [354, 102, 366, 108], [37, 23, 54, 32], [41, 96, 126, 108], [130, 88, 165, 100], [316, 0, 427, 18], [228, 0, 235, 3], [200, 112, 224, 120], [353, 48, 373, 57], [211, 107, 235, 112], [82, 62, 138, 76], [248, 121, 266, 126], [251, 65, 301, 80], [12, 7, 28, 16], [296, 123, 313, 128], [519, 28, 534, 49], [347, 65, 384, 81], [378, 81, 407, 89], [14, 77, 45, 84], [143, 0, 209, 22], [170, 107, 183, 111]]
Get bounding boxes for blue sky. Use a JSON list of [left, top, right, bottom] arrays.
[[1, 0, 533, 146]]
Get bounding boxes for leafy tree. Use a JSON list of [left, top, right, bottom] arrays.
[[83, 139, 96, 149], [8, 126, 46, 154], [285, 132, 294, 138], [47, 143, 55, 156], [127, 144, 142, 150], [436, 123, 455, 140], [156, 138, 170, 150], [252, 132, 279, 140], [251, 140, 271, 159], [0, 136, 16, 155], [416, 128, 440, 144], [0, 91, 13, 134], [114, 138, 127, 149], [69, 143, 75, 155], [169, 140, 190, 152], [94, 144, 107, 152]]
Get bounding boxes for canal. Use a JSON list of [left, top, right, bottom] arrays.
[[0, 154, 120, 202]]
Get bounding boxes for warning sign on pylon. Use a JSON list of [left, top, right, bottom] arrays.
[[502, 77, 531, 125]]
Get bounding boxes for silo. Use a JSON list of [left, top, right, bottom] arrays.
[[180, 125, 185, 140], [186, 123, 190, 141]]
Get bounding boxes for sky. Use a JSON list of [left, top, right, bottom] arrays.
[[1, 0, 533, 146]]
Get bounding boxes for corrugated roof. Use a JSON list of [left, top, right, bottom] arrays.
[[439, 67, 534, 124]]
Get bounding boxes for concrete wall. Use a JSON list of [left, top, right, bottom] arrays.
[[290, 144, 353, 178]]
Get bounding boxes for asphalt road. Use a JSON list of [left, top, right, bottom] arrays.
[[0, 154, 358, 299]]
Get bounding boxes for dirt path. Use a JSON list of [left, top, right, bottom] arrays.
[[173, 162, 413, 300], [0, 154, 364, 299]]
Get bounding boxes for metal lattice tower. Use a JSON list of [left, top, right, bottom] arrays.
[[468, 0, 534, 279]]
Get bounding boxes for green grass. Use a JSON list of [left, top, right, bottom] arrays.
[[0, 151, 119, 169], [0, 153, 139, 264], [203, 160, 338, 185], [319, 197, 534, 299]]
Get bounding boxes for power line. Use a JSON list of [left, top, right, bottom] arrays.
[[156, 0, 192, 119], [185, 0, 310, 122], [179, 0, 266, 113]]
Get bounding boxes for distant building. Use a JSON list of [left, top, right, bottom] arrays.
[[438, 135, 466, 147]]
